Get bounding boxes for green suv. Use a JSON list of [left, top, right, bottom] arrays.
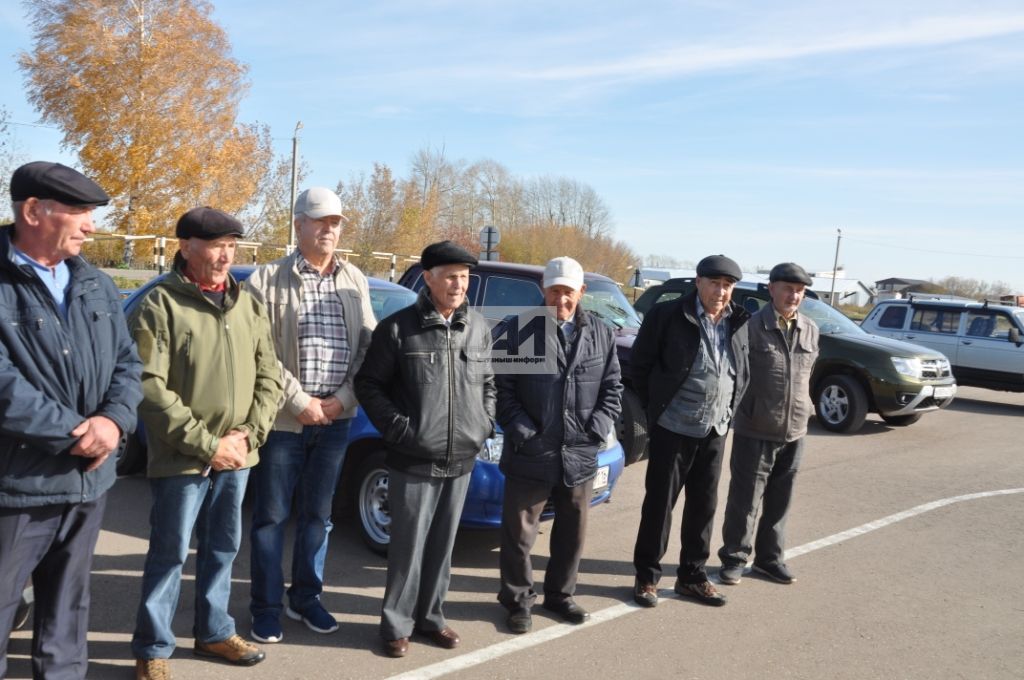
[[633, 279, 958, 433]]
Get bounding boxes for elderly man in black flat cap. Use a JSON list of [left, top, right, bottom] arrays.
[[355, 240, 495, 659], [631, 254, 751, 608], [129, 207, 282, 680], [718, 263, 819, 587], [0, 162, 142, 679]]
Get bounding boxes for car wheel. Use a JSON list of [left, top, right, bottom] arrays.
[[116, 434, 146, 477], [616, 387, 648, 465], [880, 412, 923, 427], [815, 375, 868, 433], [355, 450, 390, 556]]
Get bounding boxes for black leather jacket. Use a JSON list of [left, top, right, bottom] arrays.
[[355, 288, 496, 477], [495, 308, 622, 487], [631, 290, 750, 427]]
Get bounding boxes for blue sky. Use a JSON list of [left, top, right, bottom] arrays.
[[3, 1, 1023, 290]]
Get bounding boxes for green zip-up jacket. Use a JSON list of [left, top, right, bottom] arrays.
[[128, 265, 283, 478]]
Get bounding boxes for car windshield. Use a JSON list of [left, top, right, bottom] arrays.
[[799, 298, 864, 335], [583, 280, 642, 330], [369, 285, 416, 321]]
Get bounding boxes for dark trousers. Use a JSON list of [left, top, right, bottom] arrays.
[[380, 469, 470, 641], [633, 424, 726, 585], [498, 476, 593, 610], [719, 434, 804, 568], [0, 495, 107, 680]]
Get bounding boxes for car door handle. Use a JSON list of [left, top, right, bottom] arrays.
[[905, 334, 915, 339], [961, 340, 972, 345]]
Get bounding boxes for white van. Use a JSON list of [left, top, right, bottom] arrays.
[[862, 298, 1024, 392]]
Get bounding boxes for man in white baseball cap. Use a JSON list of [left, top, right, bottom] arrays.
[[495, 256, 622, 634]]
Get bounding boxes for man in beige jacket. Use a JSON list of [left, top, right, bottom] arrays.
[[245, 188, 376, 643]]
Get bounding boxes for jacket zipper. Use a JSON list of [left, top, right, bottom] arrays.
[[446, 326, 455, 470]]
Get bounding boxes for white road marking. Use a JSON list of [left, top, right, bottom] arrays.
[[385, 487, 1024, 680]]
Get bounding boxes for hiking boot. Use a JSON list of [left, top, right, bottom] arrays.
[[193, 634, 265, 665], [135, 658, 171, 680]]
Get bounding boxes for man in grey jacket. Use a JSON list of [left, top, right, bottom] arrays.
[[718, 262, 820, 586], [245, 187, 376, 643], [355, 240, 495, 659], [496, 257, 622, 634]]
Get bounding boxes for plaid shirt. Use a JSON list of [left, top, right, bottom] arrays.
[[297, 254, 351, 398]]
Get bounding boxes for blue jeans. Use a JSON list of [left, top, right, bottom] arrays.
[[249, 419, 351, 618], [131, 469, 249, 660]]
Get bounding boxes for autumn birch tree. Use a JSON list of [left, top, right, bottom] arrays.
[[19, 0, 271, 239]]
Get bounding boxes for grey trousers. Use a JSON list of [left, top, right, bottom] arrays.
[[380, 468, 470, 641], [718, 433, 805, 568], [497, 476, 593, 611]]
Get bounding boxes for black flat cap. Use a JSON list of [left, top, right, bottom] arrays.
[[696, 254, 742, 282], [10, 161, 110, 206], [175, 207, 244, 240], [420, 240, 478, 270], [769, 262, 813, 286]]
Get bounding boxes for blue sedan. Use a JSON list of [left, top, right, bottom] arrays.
[[121, 265, 626, 554]]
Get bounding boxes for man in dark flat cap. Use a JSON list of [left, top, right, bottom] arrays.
[[631, 254, 751, 608], [129, 207, 282, 679], [0, 162, 142, 679], [355, 240, 495, 658], [718, 263, 819, 587]]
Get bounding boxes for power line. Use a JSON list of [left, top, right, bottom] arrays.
[[843, 235, 1024, 260], [0, 119, 60, 130]]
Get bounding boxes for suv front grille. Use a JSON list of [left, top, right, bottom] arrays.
[[921, 357, 952, 379]]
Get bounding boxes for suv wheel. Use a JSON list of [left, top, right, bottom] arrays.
[[617, 388, 648, 465], [815, 375, 868, 433], [880, 412, 923, 427], [355, 450, 390, 556]]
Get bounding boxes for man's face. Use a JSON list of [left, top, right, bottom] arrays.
[[423, 264, 470, 314], [295, 214, 342, 260], [544, 284, 585, 321], [769, 281, 806, 319], [23, 199, 97, 264], [695, 276, 736, 318], [179, 236, 237, 287]]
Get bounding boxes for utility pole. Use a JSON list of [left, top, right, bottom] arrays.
[[288, 121, 303, 253], [829, 228, 842, 307]]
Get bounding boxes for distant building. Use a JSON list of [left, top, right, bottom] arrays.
[[874, 277, 932, 301]]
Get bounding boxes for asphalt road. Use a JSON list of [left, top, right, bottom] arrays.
[[7, 387, 1023, 679]]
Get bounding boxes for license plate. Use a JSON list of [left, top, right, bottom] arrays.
[[594, 466, 609, 490], [934, 386, 954, 399]]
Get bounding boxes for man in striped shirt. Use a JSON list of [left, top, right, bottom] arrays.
[[245, 188, 376, 644]]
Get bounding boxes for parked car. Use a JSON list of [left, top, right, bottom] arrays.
[[861, 298, 1024, 392], [119, 265, 625, 554], [633, 278, 958, 433], [398, 260, 650, 463]]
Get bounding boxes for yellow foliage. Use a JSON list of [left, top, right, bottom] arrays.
[[20, 0, 271, 236]]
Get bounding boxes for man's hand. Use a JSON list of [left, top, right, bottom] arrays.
[[209, 430, 249, 472], [297, 397, 331, 426], [320, 396, 343, 422], [70, 416, 122, 472]]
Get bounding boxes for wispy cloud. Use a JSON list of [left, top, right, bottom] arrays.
[[514, 13, 1024, 82]]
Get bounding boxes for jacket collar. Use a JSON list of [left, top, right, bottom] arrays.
[[415, 287, 469, 329]]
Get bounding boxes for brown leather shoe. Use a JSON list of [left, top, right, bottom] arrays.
[[416, 626, 460, 649], [633, 580, 658, 608], [384, 637, 409, 658], [193, 634, 266, 665], [135, 658, 171, 680]]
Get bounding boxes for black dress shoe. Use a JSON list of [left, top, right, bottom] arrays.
[[415, 626, 460, 649], [542, 598, 590, 624], [507, 607, 532, 634]]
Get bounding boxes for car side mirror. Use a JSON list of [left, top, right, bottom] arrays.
[[1009, 327, 1022, 346]]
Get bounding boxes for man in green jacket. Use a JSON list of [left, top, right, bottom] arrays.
[[129, 207, 282, 680]]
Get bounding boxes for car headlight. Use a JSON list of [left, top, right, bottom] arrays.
[[477, 432, 504, 463], [891, 356, 923, 379]]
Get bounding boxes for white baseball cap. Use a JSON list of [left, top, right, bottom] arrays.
[[294, 187, 345, 220], [543, 256, 585, 290]]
